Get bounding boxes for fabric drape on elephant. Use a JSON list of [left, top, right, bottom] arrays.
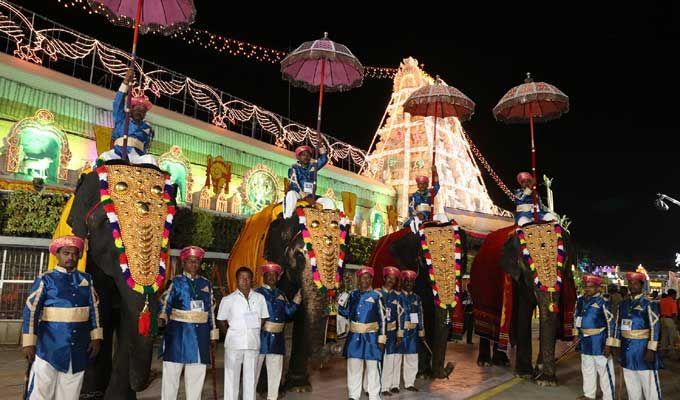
[[48, 195, 88, 272], [341, 192, 357, 222], [93, 125, 113, 156], [226, 203, 281, 292], [470, 225, 516, 344], [498, 272, 513, 351], [367, 227, 413, 288]]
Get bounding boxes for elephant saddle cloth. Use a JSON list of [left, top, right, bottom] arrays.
[[101, 163, 171, 288], [299, 207, 346, 291]]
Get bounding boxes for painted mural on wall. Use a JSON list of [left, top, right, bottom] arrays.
[[238, 164, 282, 214], [1, 110, 72, 183], [158, 145, 193, 204]]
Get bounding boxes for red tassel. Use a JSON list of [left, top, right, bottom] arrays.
[[138, 299, 150, 336]]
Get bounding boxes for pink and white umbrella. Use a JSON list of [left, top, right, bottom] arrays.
[[281, 32, 364, 137]]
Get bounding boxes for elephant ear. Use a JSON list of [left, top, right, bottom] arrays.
[[67, 170, 101, 237], [500, 234, 533, 290]]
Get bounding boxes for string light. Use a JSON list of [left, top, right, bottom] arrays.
[[0, 0, 367, 168], [51, 0, 398, 79]]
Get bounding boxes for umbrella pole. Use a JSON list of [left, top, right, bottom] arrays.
[[430, 104, 438, 221], [121, 0, 145, 163], [315, 58, 326, 149], [530, 113, 539, 223]]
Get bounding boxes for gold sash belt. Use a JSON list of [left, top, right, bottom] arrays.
[[170, 309, 208, 324], [42, 307, 89, 323], [263, 321, 285, 333], [350, 321, 379, 334], [622, 329, 650, 340]]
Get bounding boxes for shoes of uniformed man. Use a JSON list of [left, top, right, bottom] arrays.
[[406, 386, 419, 392], [390, 388, 400, 393]]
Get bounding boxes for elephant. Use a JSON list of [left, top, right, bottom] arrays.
[[470, 223, 577, 386], [367, 222, 464, 379], [67, 161, 176, 399], [226, 204, 350, 392]]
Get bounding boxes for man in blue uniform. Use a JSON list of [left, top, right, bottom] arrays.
[[22, 236, 102, 400], [338, 266, 386, 400], [404, 166, 440, 231], [379, 266, 403, 396], [158, 246, 219, 400], [574, 274, 616, 400], [610, 272, 663, 400], [99, 68, 156, 165], [283, 145, 334, 218], [255, 262, 301, 400], [397, 269, 424, 392], [514, 172, 556, 226]]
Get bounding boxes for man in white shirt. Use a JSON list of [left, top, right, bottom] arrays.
[[217, 267, 269, 400]]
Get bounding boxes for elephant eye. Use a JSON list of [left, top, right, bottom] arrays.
[[115, 182, 128, 192], [311, 220, 320, 228]]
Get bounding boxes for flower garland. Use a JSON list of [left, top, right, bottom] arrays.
[[516, 222, 564, 312], [418, 223, 463, 309], [97, 165, 176, 294], [297, 208, 350, 298]]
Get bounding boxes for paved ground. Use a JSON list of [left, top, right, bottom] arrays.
[[2, 337, 679, 399]]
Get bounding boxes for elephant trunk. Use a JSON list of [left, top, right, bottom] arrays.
[[535, 290, 560, 381]]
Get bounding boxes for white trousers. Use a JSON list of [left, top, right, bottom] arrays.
[[224, 348, 259, 400], [283, 190, 335, 218], [623, 368, 662, 400], [402, 353, 419, 388], [161, 361, 206, 400], [517, 212, 557, 227], [256, 354, 283, 400], [348, 358, 380, 400], [26, 356, 84, 400], [99, 148, 158, 165], [581, 354, 615, 400], [381, 353, 401, 391]]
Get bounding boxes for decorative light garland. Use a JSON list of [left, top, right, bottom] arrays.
[[0, 1, 367, 168], [296, 207, 350, 297], [418, 223, 462, 309], [51, 0, 398, 79], [96, 164, 176, 294], [515, 222, 564, 312]]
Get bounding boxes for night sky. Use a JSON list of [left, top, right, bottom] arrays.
[[17, 1, 680, 269]]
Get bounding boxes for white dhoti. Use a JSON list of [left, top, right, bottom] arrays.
[[348, 358, 380, 400], [581, 354, 615, 400], [26, 356, 84, 400], [402, 353, 418, 388], [517, 212, 557, 227], [224, 348, 259, 400], [256, 354, 284, 400], [161, 361, 206, 400], [623, 368, 661, 400], [381, 353, 401, 391], [99, 148, 158, 166], [283, 190, 335, 218]]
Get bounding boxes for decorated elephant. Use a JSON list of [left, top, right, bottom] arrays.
[[470, 222, 577, 386], [227, 204, 350, 392], [67, 161, 176, 399], [367, 222, 464, 379]]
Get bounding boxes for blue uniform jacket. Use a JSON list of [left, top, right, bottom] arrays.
[[256, 285, 299, 355], [574, 294, 615, 356], [397, 291, 425, 354], [112, 87, 154, 157], [22, 267, 102, 373], [405, 183, 440, 225], [338, 289, 387, 361], [160, 274, 219, 365], [287, 153, 328, 197], [378, 288, 401, 355], [610, 294, 663, 371]]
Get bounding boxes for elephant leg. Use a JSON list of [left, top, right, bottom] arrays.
[[431, 308, 452, 379], [535, 291, 559, 386], [285, 310, 312, 392], [513, 283, 534, 378], [477, 337, 492, 367], [103, 308, 136, 400]]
